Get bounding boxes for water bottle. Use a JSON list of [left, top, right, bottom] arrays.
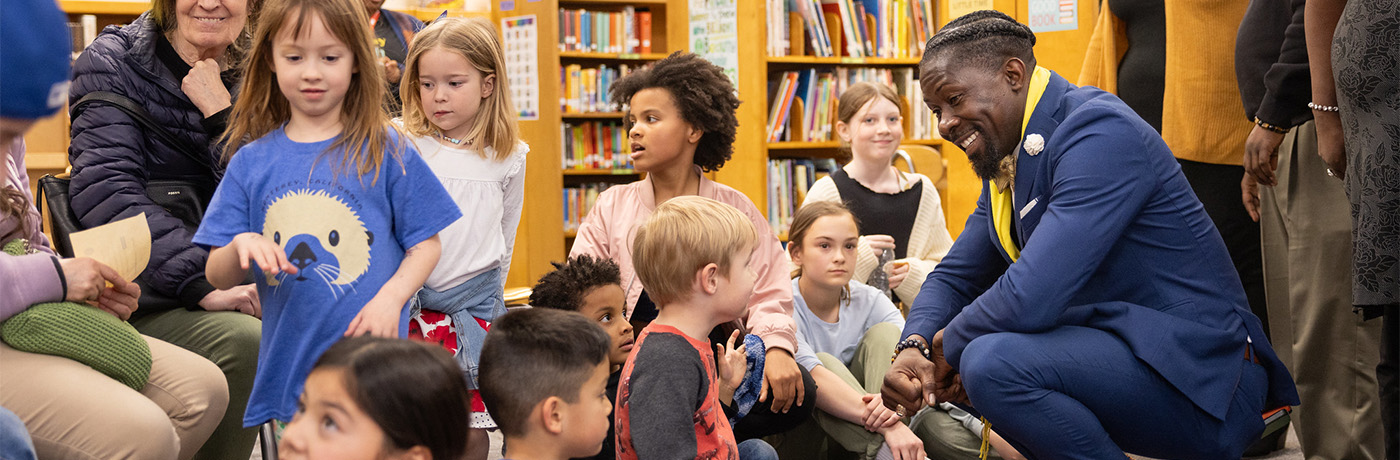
[[868, 247, 895, 299]]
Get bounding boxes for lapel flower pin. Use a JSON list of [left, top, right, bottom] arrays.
[[1024, 133, 1045, 156]]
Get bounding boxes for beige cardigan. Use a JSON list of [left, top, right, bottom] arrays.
[[799, 173, 953, 302]]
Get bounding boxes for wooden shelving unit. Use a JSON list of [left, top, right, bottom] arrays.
[[506, 0, 685, 284]]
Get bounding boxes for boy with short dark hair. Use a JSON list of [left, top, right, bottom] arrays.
[[530, 254, 633, 460], [479, 308, 614, 460], [615, 196, 775, 460]]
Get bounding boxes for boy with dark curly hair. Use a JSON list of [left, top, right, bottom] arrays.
[[530, 254, 633, 460], [568, 51, 816, 442]]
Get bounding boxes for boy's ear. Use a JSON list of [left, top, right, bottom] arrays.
[[696, 262, 720, 295], [482, 73, 496, 99], [540, 396, 566, 435]]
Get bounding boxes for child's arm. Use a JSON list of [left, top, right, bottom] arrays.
[[345, 235, 442, 337], [206, 233, 297, 289], [809, 366, 897, 430], [497, 151, 527, 288]]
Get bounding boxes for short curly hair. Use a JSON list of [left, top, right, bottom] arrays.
[[529, 254, 623, 312], [609, 51, 741, 172], [921, 10, 1036, 71]]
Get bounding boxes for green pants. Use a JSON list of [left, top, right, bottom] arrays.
[[770, 322, 996, 460], [131, 308, 261, 460]]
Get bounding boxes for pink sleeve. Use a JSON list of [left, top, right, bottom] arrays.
[[0, 252, 64, 321], [732, 198, 797, 354]]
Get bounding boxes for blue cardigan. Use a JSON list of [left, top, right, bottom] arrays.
[[902, 71, 1299, 421]]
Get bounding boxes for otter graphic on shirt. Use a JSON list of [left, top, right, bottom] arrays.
[[262, 189, 374, 298]]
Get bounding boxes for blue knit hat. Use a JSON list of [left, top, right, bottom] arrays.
[[0, 0, 73, 119]]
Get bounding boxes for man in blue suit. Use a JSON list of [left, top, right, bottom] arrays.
[[880, 11, 1299, 459]]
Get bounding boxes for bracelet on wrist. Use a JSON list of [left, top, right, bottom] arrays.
[[1254, 117, 1289, 134], [1308, 102, 1340, 113], [892, 337, 932, 362]]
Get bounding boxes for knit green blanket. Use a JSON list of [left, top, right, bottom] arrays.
[[0, 239, 151, 390]]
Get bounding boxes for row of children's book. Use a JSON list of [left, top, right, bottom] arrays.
[[767, 0, 936, 58], [563, 183, 617, 232], [558, 7, 654, 54], [562, 121, 633, 171], [768, 157, 841, 235], [560, 63, 639, 114], [766, 66, 937, 142]]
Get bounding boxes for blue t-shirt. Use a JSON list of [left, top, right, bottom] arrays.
[[193, 127, 461, 426]]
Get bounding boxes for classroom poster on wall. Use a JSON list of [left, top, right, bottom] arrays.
[[948, 0, 994, 20], [688, 0, 739, 85], [1028, 0, 1078, 32], [501, 15, 539, 120]]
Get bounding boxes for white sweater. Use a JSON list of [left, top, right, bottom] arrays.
[[407, 133, 528, 291]]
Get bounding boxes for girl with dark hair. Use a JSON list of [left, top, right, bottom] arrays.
[[279, 336, 471, 460], [568, 51, 816, 441]]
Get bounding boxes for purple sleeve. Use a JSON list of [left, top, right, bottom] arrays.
[[0, 253, 65, 321]]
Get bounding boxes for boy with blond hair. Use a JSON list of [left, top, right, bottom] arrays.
[[479, 308, 614, 460], [615, 196, 777, 460]]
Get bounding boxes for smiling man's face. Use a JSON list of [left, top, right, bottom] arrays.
[[920, 54, 1030, 181]]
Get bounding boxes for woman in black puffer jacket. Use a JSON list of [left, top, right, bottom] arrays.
[[68, 0, 260, 458]]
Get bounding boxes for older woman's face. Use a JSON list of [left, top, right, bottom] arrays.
[[174, 0, 248, 57]]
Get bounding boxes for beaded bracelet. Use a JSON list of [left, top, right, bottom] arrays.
[[892, 337, 932, 362], [1254, 117, 1289, 134], [1308, 102, 1340, 112]]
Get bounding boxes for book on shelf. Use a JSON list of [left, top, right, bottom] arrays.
[[561, 121, 633, 170], [559, 7, 652, 54], [563, 183, 617, 232], [769, 0, 934, 59], [766, 66, 937, 143], [561, 63, 637, 113], [767, 158, 840, 234]]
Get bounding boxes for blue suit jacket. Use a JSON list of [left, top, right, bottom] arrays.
[[903, 72, 1299, 420]]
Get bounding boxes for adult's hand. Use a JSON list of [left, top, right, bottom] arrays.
[[183, 59, 232, 118], [930, 329, 969, 406], [380, 57, 402, 85], [1315, 111, 1347, 179], [59, 257, 140, 320], [761, 347, 805, 413], [199, 284, 261, 318], [1244, 124, 1285, 186], [882, 334, 936, 413], [1242, 173, 1261, 222]]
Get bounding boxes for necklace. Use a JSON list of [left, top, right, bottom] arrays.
[[438, 131, 469, 146]]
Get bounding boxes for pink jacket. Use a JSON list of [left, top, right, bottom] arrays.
[[569, 171, 798, 353], [1, 139, 64, 321]]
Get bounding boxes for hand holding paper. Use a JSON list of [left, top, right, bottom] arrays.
[[67, 212, 152, 282]]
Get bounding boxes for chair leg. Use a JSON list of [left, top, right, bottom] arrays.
[[260, 421, 278, 460]]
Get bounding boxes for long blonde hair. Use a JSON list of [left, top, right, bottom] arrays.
[[221, 0, 401, 183], [400, 17, 519, 160]]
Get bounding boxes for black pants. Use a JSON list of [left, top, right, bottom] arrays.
[[1381, 308, 1399, 460], [1178, 159, 1269, 337]]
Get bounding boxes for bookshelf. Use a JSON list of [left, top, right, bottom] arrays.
[[727, 0, 1100, 240], [504, 0, 685, 285], [729, 0, 943, 238]]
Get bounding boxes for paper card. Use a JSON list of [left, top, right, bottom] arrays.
[[67, 212, 152, 282]]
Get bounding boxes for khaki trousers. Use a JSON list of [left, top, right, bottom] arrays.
[[0, 335, 228, 460], [1261, 120, 1385, 460]]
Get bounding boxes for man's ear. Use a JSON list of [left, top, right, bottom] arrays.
[[482, 73, 496, 99], [1003, 57, 1027, 92], [540, 396, 566, 435]]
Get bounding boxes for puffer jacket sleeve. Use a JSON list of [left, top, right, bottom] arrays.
[[67, 26, 217, 305]]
